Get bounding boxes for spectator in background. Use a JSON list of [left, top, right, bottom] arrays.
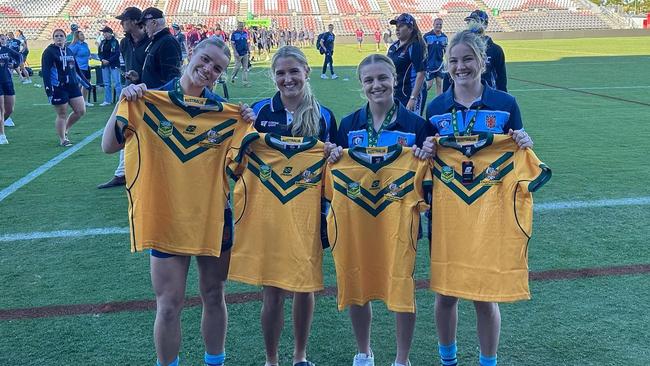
[[212, 24, 228, 42], [423, 18, 448, 97], [230, 22, 250, 87], [6, 32, 30, 84], [0, 33, 23, 143], [355, 28, 364, 52], [171, 24, 188, 63], [16, 30, 29, 67], [97, 26, 122, 106], [383, 26, 392, 50], [186, 24, 201, 55], [97, 6, 151, 189], [139, 7, 182, 89], [388, 13, 427, 114], [42, 29, 89, 147], [318, 24, 337, 80], [66, 23, 78, 45], [374, 28, 381, 51], [69, 31, 93, 107]]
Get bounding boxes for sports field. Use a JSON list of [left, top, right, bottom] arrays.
[[1, 36, 650, 365]]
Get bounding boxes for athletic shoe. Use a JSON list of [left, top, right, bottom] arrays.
[[4, 118, 14, 127], [99, 102, 112, 106], [293, 362, 315, 366], [390, 361, 411, 366], [320, 74, 327, 79], [59, 140, 73, 147], [85, 102, 94, 107], [22, 79, 32, 84], [331, 74, 339, 80], [0, 134, 8, 144], [97, 175, 126, 189], [352, 352, 374, 366]]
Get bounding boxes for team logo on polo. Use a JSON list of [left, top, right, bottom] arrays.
[[441, 166, 454, 183], [157, 120, 173, 138], [397, 136, 408, 146], [351, 134, 364, 147], [485, 115, 497, 129], [347, 182, 361, 199], [437, 118, 450, 129], [259, 165, 272, 181]]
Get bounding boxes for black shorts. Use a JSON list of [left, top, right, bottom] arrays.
[[80, 69, 91, 82], [50, 83, 82, 105], [21, 50, 29, 59], [0, 81, 15, 96], [426, 70, 445, 81], [150, 207, 234, 257]]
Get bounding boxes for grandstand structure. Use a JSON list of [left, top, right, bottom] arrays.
[[0, 0, 631, 39]]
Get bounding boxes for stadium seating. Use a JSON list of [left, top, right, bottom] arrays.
[[0, 0, 66, 17], [502, 10, 608, 30]]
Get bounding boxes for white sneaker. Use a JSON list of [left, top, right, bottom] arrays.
[[331, 73, 339, 80], [4, 117, 15, 127], [320, 74, 327, 79], [85, 102, 94, 107], [390, 362, 411, 366], [22, 79, 32, 84], [352, 352, 374, 366], [99, 102, 112, 106], [0, 134, 8, 144]]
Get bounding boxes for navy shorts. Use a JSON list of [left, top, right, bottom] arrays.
[[21, 50, 29, 59], [50, 83, 82, 105], [150, 208, 234, 258], [80, 69, 91, 81], [426, 69, 445, 81], [0, 81, 15, 96]]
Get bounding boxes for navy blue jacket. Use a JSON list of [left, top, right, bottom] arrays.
[[98, 37, 121, 68]]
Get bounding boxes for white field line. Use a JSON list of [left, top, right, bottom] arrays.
[[0, 129, 104, 203], [2, 196, 649, 242], [510, 85, 650, 92]]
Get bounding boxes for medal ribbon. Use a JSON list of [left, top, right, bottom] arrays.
[[451, 105, 481, 136], [366, 103, 397, 147]]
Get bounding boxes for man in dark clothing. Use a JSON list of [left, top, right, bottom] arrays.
[[98, 6, 150, 189], [97, 26, 122, 106], [318, 24, 337, 79], [139, 7, 182, 89], [442, 10, 507, 92]]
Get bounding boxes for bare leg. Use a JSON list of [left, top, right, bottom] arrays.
[[474, 301, 500, 357], [292, 292, 315, 363], [197, 253, 231, 355], [262, 286, 286, 365], [395, 311, 416, 365], [349, 302, 372, 354]]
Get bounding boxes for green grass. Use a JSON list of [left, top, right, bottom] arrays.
[[2, 37, 650, 365]]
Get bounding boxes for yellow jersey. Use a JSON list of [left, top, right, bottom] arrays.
[[323, 145, 432, 312], [116, 90, 253, 256], [227, 133, 326, 292], [430, 134, 551, 302]]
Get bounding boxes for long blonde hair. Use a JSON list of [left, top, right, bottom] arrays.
[[271, 46, 321, 137]]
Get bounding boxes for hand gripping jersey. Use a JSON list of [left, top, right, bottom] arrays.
[[430, 134, 551, 302], [115, 90, 253, 256], [227, 133, 326, 292], [323, 145, 432, 312]]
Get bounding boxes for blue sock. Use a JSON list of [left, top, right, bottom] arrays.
[[156, 356, 179, 366], [438, 342, 458, 366], [205, 352, 226, 366], [479, 353, 497, 366]]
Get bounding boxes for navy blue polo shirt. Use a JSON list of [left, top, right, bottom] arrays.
[[426, 81, 522, 136], [387, 40, 426, 106], [252, 91, 337, 142], [337, 100, 432, 148], [423, 31, 447, 71], [231, 30, 249, 55], [322, 32, 335, 53]]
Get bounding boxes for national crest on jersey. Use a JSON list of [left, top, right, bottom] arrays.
[[115, 91, 253, 256], [227, 133, 326, 292], [430, 134, 551, 302], [323, 145, 432, 312]]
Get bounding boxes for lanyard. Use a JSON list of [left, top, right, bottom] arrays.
[[451, 105, 481, 136], [366, 104, 397, 147]]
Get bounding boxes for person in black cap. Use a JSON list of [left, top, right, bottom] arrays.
[[443, 10, 507, 92], [387, 13, 428, 115], [138, 7, 182, 88], [97, 26, 122, 106], [171, 24, 188, 63], [98, 6, 151, 189]]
